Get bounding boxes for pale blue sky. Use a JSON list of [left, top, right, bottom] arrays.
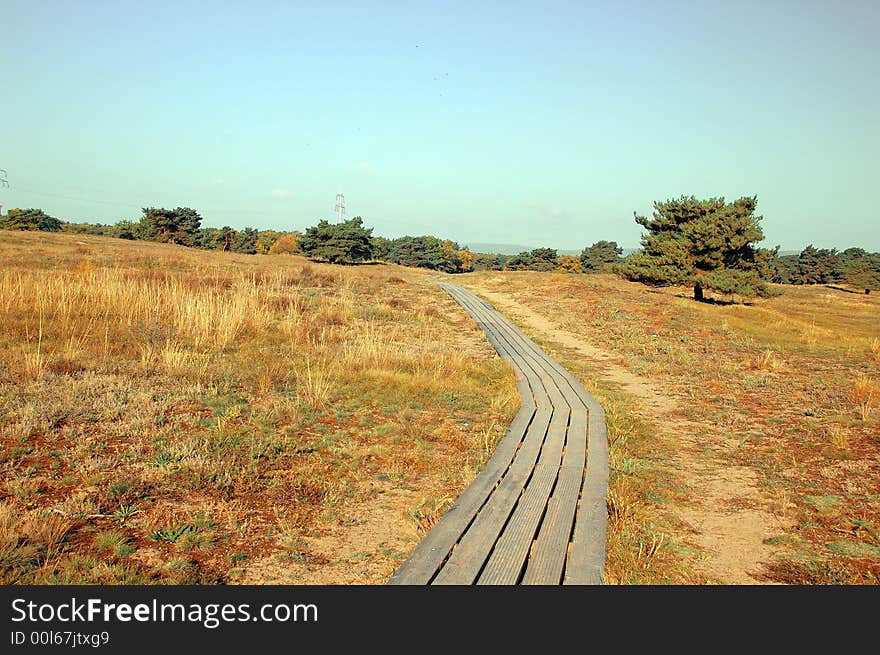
[[1, 0, 877, 251]]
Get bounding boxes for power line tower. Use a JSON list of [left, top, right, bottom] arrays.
[[0, 169, 8, 216], [335, 193, 345, 223]]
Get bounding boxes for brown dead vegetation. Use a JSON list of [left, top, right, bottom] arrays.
[[0, 231, 517, 584]]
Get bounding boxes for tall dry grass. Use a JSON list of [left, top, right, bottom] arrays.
[[0, 242, 507, 421], [2, 266, 279, 360], [852, 374, 879, 421], [0, 232, 518, 584]]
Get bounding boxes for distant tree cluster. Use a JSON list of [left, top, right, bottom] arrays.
[[371, 235, 474, 272], [267, 232, 300, 255], [0, 206, 301, 256], [61, 221, 113, 236], [134, 207, 203, 246], [581, 240, 623, 272], [505, 248, 559, 272], [4, 199, 876, 292], [470, 252, 513, 271], [0, 208, 63, 232], [463, 241, 623, 275], [297, 217, 374, 264], [773, 246, 880, 291], [557, 254, 582, 273]]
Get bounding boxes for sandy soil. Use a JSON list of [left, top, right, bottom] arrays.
[[470, 284, 792, 584], [236, 481, 421, 584]]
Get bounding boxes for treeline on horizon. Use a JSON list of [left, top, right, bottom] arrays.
[[1, 204, 878, 293]]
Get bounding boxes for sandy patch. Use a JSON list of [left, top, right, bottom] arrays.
[[469, 284, 790, 584], [234, 483, 421, 585]]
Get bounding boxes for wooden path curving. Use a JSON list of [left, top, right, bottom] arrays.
[[388, 283, 609, 585]]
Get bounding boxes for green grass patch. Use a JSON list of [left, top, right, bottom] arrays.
[[804, 495, 843, 513], [827, 540, 880, 559], [618, 458, 651, 475]]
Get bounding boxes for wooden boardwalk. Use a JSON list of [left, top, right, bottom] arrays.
[[388, 283, 608, 585]]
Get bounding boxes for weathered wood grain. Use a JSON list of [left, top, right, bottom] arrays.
[[388, 283, 608, 585]]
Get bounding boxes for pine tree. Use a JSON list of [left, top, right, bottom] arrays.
[[581, 240, 622, 272], [505, 248, 558, 272], [0, 208, 62, 232], [298, 217, 374, 264], [231, 227, 259, 254], [795, 245, 842, 284], [135, 207, 202, 245], [618, 195, 777, 301]]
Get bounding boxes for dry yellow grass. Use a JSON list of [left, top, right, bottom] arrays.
[[0, 231, 517, 584], [457, 269, 880, 584], [853, 374, 879, 422]]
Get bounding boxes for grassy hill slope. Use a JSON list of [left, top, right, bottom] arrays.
[[0, 231, 517, 584]]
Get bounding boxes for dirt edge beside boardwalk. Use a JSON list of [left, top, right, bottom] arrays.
[[471, 284, 791, 584]]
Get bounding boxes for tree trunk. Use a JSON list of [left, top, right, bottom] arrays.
[[694, 281, 704, 302]]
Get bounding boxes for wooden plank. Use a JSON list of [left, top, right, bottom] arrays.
[[444, 285, 580, 584], [431, 406, 552, 584], [386, 394, 534, 584], [521, 466, 583, 584], [464, 286, 608, 585], [513, 405, 586, 584], [561, 406, 587, 469], [390, 284, 547, 584], [564, 407, 609, 585], [476, 463, 559, 584], [441, 284, 581, 584], [475, 399, 570, 584], [390, 282, 609, 586]]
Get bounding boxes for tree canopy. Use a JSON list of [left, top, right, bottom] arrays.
[[231, 227, 259, 254], [773, 245, 880, 291], [135, 207, 203, 246], [581, 240, 622, 272], [505, 248, 559, 271], [374, 235, 473, 272], [618, 195, 776, 301], [297, 217, 374, 264], [0, 208, 62, 232], [795, 245, 842, 284], [470, 252, 513, 271], [256, 230, 300, 255]]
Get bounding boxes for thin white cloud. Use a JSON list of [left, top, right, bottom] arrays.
[[271, 188, 294, 199]]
